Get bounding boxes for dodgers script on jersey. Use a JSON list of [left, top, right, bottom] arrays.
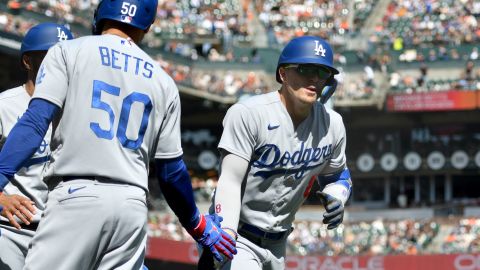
[[218, 91, 346, 232], [0, 86, 51, 222], [32, 34, 183, 190]]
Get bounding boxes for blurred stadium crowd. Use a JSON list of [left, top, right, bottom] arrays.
[[1, 0, 480, 259], [1, 0, 480, 101], [148, 212, 480, 256]]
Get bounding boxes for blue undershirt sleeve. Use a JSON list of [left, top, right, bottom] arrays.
[[0, 98, 59, 189], [155, 157, 200, 231]]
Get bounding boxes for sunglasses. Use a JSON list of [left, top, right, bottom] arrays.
[[284, 64, 332, 80]]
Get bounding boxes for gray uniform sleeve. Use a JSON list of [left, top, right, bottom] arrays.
[[321, 113, 347, 175], [154, 85, 183, 159], [32, 44, 68, 108], [213, 152, 249, 231], [218, 104, 257, 162]]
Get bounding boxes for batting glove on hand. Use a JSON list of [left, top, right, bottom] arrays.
[[189, 214, 237, 263], [317, 191, 344, 230]]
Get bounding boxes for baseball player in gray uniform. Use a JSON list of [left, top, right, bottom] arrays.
[[199, 36, 353, 270], [0, 1, 236, 269], [0, 22, 73, 270]]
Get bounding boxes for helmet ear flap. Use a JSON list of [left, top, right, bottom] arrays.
[[320, 76, 337, 104], [92, 5, 100, 35]]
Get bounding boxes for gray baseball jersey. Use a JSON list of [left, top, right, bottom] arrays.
[[33, 34, 183, 190], [23, 34, 183, 270], [218, 91, 346, 232], [0, 85, 51, 222]]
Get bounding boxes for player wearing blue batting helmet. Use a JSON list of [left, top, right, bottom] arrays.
[[276, 36, 339, 104], [92, 0, 158, 35], [20, 23, 73, 89], [0, 22, 73, 269], [21, 23, 74, 56]]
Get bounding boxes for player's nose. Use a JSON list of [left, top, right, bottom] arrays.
[[307, 73, 321, 83]]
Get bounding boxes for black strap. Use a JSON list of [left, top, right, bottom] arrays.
[[0, 220, 38, 231], [238, 222, 287, 242]]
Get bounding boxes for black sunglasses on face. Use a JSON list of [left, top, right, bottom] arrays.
[[284, 64, 332, 80]]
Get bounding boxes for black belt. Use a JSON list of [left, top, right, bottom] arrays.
[[238, 223, 288, 245], [61, 175, 145, 192], [0, 220, 39, 231], [62, 175, 97, 181]]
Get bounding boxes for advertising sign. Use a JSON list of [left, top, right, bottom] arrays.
[[386, 91, 477, 112], [146, 238, 480, 270]]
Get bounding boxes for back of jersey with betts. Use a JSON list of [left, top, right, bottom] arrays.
[[34, 34, 182, 190]]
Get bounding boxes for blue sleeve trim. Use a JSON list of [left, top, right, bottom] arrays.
[[318, 168, 352, 191], [0, 174, 8, 190], [155, 157, 200, 231], [0, 98, 59, 190]]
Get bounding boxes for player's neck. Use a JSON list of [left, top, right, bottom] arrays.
[[24, 81, 35, 97], [101, 26, 142, 44], [278, 90, 310, 128]]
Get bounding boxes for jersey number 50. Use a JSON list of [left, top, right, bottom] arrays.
[[90, 80, 152, 150]]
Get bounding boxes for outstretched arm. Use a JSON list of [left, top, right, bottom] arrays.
[[0, 98, 59, 191], [155, 157, 237, 262]]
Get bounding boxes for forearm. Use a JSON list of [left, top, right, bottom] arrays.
[[155, 157, 200, 231], [213, 153, 248, 231], [318, 168, 352, 205], [0, 99, 58, 189]]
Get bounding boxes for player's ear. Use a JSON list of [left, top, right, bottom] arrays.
[[21, 54, 32, 71], [278, 66, 286, 83]]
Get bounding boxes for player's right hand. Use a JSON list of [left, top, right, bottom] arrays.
[[189, 214, 237, 263], [317, 191, 344, 230], [0, 193, 36, 230]]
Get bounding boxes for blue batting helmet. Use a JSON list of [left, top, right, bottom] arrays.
[[20, 23, 73, 55], [276, 36, 339, 83], [92, 0, 158, 35]]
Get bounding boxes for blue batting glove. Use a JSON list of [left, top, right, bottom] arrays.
[[206, 213, 222, 226], [189, 214, 237, 262], [317, 191, 344, 230]]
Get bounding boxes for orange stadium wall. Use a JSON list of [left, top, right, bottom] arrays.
[[146, 238, 480, 270]]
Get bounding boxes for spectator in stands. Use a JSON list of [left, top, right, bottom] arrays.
[[417, 64, 428, 90], [470, 47, 479, 61]]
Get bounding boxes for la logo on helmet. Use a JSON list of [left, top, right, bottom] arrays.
[[57, 27, 69, 41], [314, 40, 326, 57]]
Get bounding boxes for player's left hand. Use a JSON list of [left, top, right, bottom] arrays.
[[0, 193, 36, 230], [317, 191, 344, 230]]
